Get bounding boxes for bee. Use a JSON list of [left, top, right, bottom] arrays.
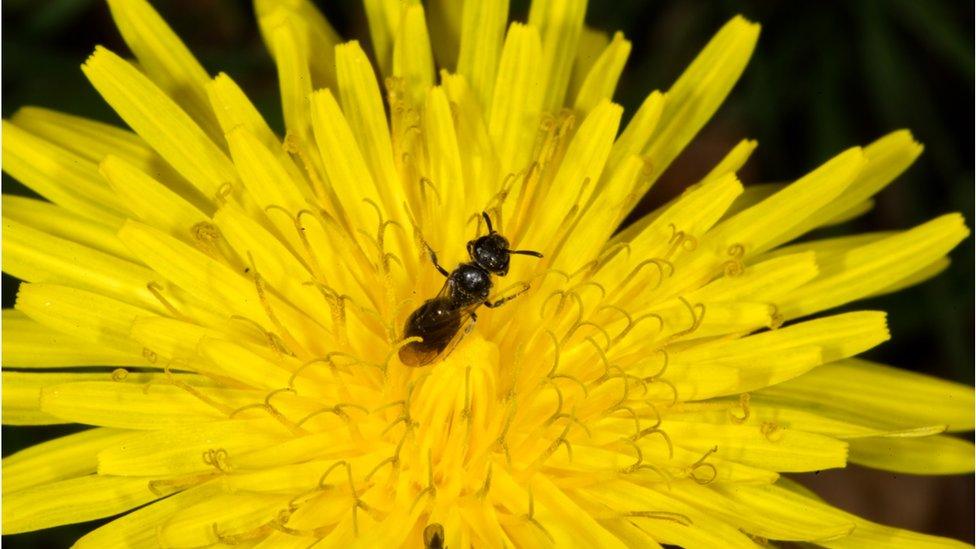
[[423, 523, 445, 549], [399, 212, 543, 367]]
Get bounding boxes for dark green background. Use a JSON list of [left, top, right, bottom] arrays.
[[2, 0, 973, 546]]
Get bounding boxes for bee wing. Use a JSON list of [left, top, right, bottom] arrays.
[[437, 303, 479, 359], [411, 278, 463, 339], [400, 294, 464, 367], [434, 276, 454, 299], [403, 304, 478, 367]]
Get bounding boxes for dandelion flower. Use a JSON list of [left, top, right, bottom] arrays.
[[2, 0, 973, 547]]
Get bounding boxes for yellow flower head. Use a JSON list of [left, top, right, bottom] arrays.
[[2, 0, 973, 547]]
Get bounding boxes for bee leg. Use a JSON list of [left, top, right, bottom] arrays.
[[422, 240, 450, 277], [484, 282, 531, 308], [460, 311, 477, 336]]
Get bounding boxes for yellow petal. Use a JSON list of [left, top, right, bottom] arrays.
[[11, 105, 140, 161], [708, 147, 866, 256], [708, 482, 855, 541], [255, 0, 340, 90], [105, 0, 221, 142], [670, 398, 925, 440], [158, 491, 288, 547], [527, 0, 586, 111], [198, 337, 294, 391], [309, 88, 385, 233], [99, 154, 210, 237], [230, 433, 381, 472], [660, 312, 890, 400], [74, 481, 220, 548], [605, 172, 743, 282], [212, 204, 329, 318], [2, 194, 130, 259], [780, 214, 970, 318], [39, 378, 246, 430], [489, 23, 544, 175], [457, 0, 509, 110], [393, 2, 436, 106], [759, 478, 972, 549], [610, 137, 755, 254], [226, 125, 309, 214], [569, 155, 645, 266], [561, 423, 779, 485], [421, 0, 459, 70], [530, 100, 622, 261], [702, 138, 759, 184], [761, 358, 974, 432], [654, 347, 821, 403], [2, 216, 164, 312], [2, 475, 160, 535], [722, 182, 780, 221], [819, 196, 874, 227], [645, 17, 759, 183], [822, 518, 971, 549], [117, 219, 323, 354], [526, 475, 627, 548], [421, 86, 468, 247], [568, 26, 609, 103], [605, 90, 665, 177], [689, 252, 819, 303], [207, 73, 280, 154], [659, 147, 866, 297], [580, 479, 760, 547], [458, 500, 514, 547], [97, 418, 289, 476], [3, 427, 130, 493], [207, 73, 312, 202], [665, 420, 847, 472], [10, 106, 186, 190], [3, 371, 109, 426], [441, 72, 500, 208], [361, 0, 400, 74], [2, 309, 144, 368], [679, 311, 889, 365], [15, 283, 153, 356], [128, 315, 221, 362], [871, 256, 950, 297], [2, 120, 125, 223], [267, 13, 314, 140], [334, 41, 404, 215], [626, 300, 773, 344], [82, 46, 236, 199], [765, 231, 890, 262], [573, 31, 631, 113], [847, 434, 974, 475], [253, 531, 314, 549], [270, 197, 377, 311], [786, 130, 924, 241]]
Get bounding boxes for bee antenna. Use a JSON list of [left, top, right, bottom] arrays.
[[481, 211, 495, 234], [511, 249, 544, 258]]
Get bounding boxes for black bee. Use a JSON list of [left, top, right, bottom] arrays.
[[399, 212, 543, 367], [423, 523, 445, 549]]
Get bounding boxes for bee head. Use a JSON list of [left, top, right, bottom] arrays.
[[467, 233, 511, 275]]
